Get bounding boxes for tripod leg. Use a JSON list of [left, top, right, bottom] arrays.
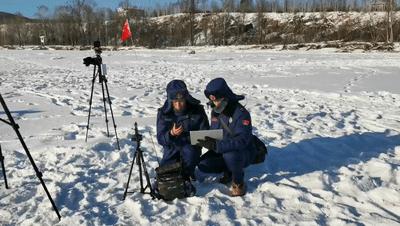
[[103, 80, 121, 150], [123, 150, 137, 200], [100, 80, 110, 137], [139, 149, 155, 197], [85, 66, 97, 142], [137, 148, 144, 193], [0, 144, 9, 189], [0, 94, 61, 220]]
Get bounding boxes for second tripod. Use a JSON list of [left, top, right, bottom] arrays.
[[84, 41, 120, 150], [123, 122, 156, 200]]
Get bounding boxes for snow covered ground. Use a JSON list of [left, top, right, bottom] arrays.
[[0, 47, 399, 225]]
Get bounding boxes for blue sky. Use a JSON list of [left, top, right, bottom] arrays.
[[0, 0, 177, 18]]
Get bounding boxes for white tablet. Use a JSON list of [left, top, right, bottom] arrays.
[[190, 129, 223, 145]]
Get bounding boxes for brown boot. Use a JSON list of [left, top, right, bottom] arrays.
[[230, 182, 246, 197]]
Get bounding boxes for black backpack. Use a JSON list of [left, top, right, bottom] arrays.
[[155, 160, 195, 201], [251, 135, 267, 164], [155, 161, 186, 201]]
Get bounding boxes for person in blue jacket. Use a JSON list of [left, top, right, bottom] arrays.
[[197, 78, 257, 196], [157, 80, 210, 183]]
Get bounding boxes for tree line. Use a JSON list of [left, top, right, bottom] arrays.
[[169, 0, 398, 14], [0, 0, 398, 47]]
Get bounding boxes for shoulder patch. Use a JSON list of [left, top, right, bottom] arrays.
[[242, 119, 250, 126]]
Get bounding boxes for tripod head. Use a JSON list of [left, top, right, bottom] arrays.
[[83, 41, 103, 67], [83, 41, 108, 84], [132, 122, 143, 144], [93, 40, 102, 56]]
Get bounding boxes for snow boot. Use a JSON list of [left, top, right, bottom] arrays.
[[230, 182, 246, 197]]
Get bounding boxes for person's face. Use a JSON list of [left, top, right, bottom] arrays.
[[211, 96, 224, 108], [172, 99, 186, 112]]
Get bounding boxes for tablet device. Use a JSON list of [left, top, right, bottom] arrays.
[[190, 129, 223, 145]]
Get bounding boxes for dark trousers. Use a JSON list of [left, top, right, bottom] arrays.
[[160, 145, 201, 179], [198, 150, 245, 184]]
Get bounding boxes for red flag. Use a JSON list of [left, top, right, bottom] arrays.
[[121, 19, 132, 42]]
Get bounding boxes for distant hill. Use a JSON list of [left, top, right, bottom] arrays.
[[0, 11, 31, 24]]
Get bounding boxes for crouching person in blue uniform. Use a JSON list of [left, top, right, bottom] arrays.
[[156, 80, 209, 197], [197, 78, 257, 196]]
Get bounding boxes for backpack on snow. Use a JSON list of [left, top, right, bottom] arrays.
[[251, 135, 267, 164], [155, 161, 195, 201]]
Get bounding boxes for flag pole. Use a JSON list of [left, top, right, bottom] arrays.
[[129, 19, 134, 47]]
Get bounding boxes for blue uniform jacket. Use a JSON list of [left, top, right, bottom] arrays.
[[211, 102, 257, 166], [157, 104, 210, 159]]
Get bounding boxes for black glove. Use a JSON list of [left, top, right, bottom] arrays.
[[197, 136, 217, 150]]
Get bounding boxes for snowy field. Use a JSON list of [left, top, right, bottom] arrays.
[[0, 48, 400, 225]]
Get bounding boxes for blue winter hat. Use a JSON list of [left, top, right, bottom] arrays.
[[161, 80, 200, 113], [166, 80, 189, 100], [204, 78, 244, 102]]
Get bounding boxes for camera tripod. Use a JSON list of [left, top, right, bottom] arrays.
[[85, 57, 121, 150], [0, 144, 8, 189], [0, 93, 61, 220], [123, 122, 155, 200]]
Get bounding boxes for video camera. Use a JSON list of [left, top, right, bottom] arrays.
[[83, 41, 102, 66]]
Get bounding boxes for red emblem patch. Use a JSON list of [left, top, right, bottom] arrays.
[[210, 95, 216, 101], [242, 120, 250, 126], [211, 117, 218, 122]]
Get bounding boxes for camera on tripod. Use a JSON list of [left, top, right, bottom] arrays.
[[83, 40, 119, 149], [83, 41, 102, 66], [132, 123, 143, 142]]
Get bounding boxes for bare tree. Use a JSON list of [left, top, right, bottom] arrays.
[[11, 12, 28, 46], [119, 0, 132, 9], [53, 6, 72, 45], [199, 0, 209, 12], [240, 0, 254, 12], [210, 0, 221, 12], [35, 5, 50, 45], [190, 0, 196, 45], [178, 0, 196, 45], [387, 0, 394, 43], [256, 0, 268, 44], [221, 0, 234, 45], [223, 0, 235, 12]]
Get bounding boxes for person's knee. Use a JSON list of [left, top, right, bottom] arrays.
[[182, 147, 201, 166], [222, 151, 245, 172], [160, 149, 179, 165], [197, 158, 225, 174]]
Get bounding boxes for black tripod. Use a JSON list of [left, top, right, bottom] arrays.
[[0, 93, 61, 220], [0, 144, 8, 189], [123, 122, 155, 200], [84, 52, 120, 150]]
